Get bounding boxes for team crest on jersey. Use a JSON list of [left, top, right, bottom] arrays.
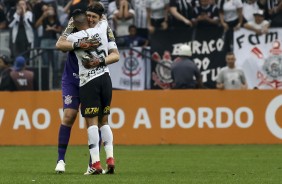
[[152, 51, 173, 89], [122, 50, 142, 76], [253, 41, 282, 89], [64, 95, 73, 105]]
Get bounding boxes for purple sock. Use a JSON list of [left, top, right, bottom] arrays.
[[57, 124, 71, 162]]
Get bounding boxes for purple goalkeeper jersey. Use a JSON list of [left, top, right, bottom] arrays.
[[61, 51, 80, 109], [62, 51, 79, 85]]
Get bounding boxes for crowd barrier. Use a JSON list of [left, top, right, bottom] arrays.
[[0, 90, 282, 145]]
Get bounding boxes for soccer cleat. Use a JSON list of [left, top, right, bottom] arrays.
[[84, 161, 103, 175], [55, 160, 66, 173], [105, 157, 115, 174], [84, 164, 105, 175]]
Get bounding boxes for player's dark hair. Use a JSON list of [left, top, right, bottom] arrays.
[[72, 9, 88, 30], [71, 9, 86, 17], [87, 1, 104, 16]]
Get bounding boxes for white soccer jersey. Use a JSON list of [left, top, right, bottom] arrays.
[[67, 20, 117, 86]]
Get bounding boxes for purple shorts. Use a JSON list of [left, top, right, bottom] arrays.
[[62, 81, 80, 110]]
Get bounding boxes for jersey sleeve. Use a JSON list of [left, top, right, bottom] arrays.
[[66, 33, 77, 42]]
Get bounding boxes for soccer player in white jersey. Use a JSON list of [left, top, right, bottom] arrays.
[[67, 5, 119, 175], [55, 2, 118, 174]]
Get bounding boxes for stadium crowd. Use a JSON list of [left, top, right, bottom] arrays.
[[0, 0, 281, 90]]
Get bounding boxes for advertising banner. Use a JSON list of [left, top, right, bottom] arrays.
[[0, 90, 282, 145]]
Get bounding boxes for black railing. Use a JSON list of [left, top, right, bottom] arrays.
[[16, 46, 152, 91]]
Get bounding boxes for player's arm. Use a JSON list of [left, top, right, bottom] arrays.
[[57, 34, 101, 52], [81, 25, 119, 68], [105, 25, 119, 65], [105, 48, 119, 65], [56, 17, 75, 52], [56, 18, 98, 52], [83, 48, 119, 69], [56, 36, 74, 52]]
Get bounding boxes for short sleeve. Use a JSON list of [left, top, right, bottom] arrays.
[[235, 0, 243, 8]]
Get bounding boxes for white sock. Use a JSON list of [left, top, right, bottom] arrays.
[[100, 124, 114, 158], [87, 125, 100, 164]]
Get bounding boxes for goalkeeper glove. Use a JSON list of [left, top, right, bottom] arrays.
[[81, 55, 106, 69], [72, 38, 100, 50]]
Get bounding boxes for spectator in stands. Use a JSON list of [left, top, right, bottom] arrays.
[[192, 0, 219, 28], [242, 0, 261, 23], [216, 52, 247, 90], [0, 56, 36, 91], [218, 0, 243, 51], [131, 0, 148, 38], [35, 4, 62, 66], [32, 0, 48, 48], [243, 9, 270, 35], [123, 24, 149, 47], [218, 0, 243, 31], [169, 0, 194, 29], [107, 0, 117, 31], [171, 44, 203, 89], [0, 3, 7, 29], [146, 0, 170, 34], [112, 0, 135, 37], [267, 0, 282, 27], [113, 0, 135, 37], [8, 0, 34, 60], [35, 4, 62, 89]]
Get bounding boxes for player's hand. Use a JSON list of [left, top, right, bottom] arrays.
[[86, 36, 101, 49], [73, 38, 96, 50], [82, 56, 106, 69], [73, 38, 100, 50]]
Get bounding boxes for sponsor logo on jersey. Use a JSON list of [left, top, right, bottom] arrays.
[[85, 107, 99, 115], [103, 106, 110, 114]]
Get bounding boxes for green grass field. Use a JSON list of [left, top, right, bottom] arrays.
[[1, 145, 282, 184]]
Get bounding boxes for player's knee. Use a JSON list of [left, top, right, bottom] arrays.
[[63, 113, 77, 126]]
